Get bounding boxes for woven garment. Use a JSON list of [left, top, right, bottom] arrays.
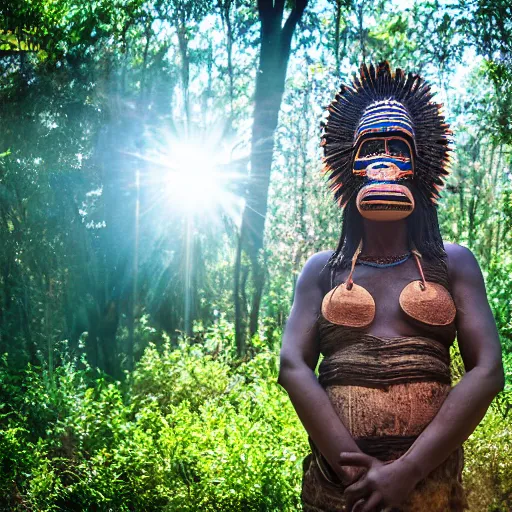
[[302, 447, 466, 512], [301, 264, 468, 511]]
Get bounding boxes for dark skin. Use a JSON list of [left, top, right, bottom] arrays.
[[278, 218, 505, 512]]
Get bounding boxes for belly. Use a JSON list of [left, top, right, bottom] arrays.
[[326, 381, 451, 438], [303, 380, 467, 511]]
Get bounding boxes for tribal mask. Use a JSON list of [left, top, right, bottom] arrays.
[[322, 63, 452, 266], [321, 63, 451, 218], [353, 100, 416, 220]]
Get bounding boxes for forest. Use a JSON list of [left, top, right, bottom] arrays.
[[0, 0, 511, 510]]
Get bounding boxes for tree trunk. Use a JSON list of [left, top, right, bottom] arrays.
[[234, 0, 308, 356], [139, 20, 153, 109], [234, 232, 246, 354], [468, 144, 485, 248], [357, 0, 366, 63], [220, 0, 235, 120], [457, 166, 465, 241], [334, 0, 342, 75], [176, 20, 191, 127]]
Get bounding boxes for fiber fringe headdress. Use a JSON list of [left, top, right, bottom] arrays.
[[321, 62, 452, 207]]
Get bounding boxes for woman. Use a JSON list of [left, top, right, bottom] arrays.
[[278, 63, 504, 512]]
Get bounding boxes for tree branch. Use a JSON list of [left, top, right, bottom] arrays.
[[257, 0, 274, 22], [281, 0, 308, 59], [275, 0, 286, 16]]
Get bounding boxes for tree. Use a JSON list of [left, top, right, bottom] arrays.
[[459, 0, 512, 145], [234, 0, 309, 355]]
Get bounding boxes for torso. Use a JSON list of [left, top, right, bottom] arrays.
[[312, 244, 458, 453], [322, 255, 456, 346], [302, 244, 468, 511]]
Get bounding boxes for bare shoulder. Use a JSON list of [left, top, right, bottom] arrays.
[[296, 250, 334, 293], [443, 242, 483, 284], [300, 250, 334, 276]]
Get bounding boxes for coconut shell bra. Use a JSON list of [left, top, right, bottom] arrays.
[[321, 241, 456, 328]]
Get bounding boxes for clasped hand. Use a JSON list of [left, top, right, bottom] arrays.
[[339, 452, 422, 512]]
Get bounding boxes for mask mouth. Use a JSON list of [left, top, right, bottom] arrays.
[[356, 183, 415, 221]]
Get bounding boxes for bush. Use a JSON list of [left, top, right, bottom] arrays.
[[1, 333, 511, 511], [451, 343, 512, 512], [0, 342, 307, 511]]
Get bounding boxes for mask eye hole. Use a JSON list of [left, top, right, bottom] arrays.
[[387, 139, 411, 158], [358, 140, 385, 157]]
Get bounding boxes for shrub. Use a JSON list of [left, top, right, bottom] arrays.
[[1, 335, 511, 511], [0, 342, 307, 511]]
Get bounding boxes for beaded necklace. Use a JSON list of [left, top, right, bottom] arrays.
[[357, 252, 411, 268]]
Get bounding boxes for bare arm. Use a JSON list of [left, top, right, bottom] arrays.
[[399, 243, 505, 478], [278, 251, 363, 482]]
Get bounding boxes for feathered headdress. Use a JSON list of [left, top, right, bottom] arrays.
[[321, 62, 452, 207]]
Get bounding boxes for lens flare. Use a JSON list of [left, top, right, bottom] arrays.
[[127, 125, 248, 225], [161, 143, 229, 213]]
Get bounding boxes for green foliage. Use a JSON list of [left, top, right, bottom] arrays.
[[0, 342, 307, 511], [1, 1, 512, 509], [1, 337, 512, 511], [448, 335, 512, 512], [485, 259, 512, 352], [458, 0, 512, 145], [452, 344, 512, 511], [464, 400, 512, 511]]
